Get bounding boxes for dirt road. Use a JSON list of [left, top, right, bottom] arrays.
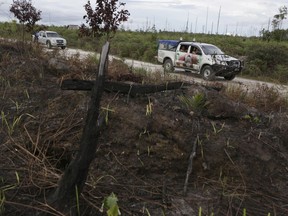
[[62, 48, 288, 95]]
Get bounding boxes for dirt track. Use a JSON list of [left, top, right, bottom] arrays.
[[62, 47, 288, 95]]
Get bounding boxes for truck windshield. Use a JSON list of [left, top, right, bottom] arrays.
[[201, 45, 224, 55], [47, 32, 60, 37]]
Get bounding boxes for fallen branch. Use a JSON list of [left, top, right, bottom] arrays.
[[61, 79, 191, 96], [183, 136, 198, 196]]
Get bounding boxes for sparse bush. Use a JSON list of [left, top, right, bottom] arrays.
[[224, 83, 288, 113]]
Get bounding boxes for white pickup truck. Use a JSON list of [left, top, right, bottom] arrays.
[[157, 40, 243, 81], [33, 30, 67, 49]]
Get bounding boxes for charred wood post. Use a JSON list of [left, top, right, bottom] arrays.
[[49, 42, 110, 212]]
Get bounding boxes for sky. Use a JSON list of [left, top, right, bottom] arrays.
[[0, 0, 287, 36]]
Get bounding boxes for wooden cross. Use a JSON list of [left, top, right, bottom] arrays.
[[50, 42, 190, 213]]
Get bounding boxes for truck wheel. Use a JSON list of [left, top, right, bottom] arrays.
[[61, 46, 66, 50], [46, 41, 52, 49], [163, 59, 174, 73], [224, 75, 236, 80], [201, 65, 215, 81]]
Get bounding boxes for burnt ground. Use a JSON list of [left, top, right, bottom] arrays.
[[1, 42, 288, 216]]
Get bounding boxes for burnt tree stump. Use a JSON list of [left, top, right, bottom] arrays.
[[49, 42, 110, 213]]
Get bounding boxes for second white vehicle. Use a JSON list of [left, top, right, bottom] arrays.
[[35, 30, 67, 49]]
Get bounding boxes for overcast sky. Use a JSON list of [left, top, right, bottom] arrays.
[[0, 0, 287, 36]]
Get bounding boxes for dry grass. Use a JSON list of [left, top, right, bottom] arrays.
[[224, 83, 288, 113], [1, 40, 288, 215]]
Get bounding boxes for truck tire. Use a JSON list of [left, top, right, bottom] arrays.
[[224, 75, 236, 81], [46, 41, 52, 49], [163, 59, 174, 73], [201, 65, 215, 81]]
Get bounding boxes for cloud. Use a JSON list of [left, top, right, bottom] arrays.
[[0, 0, 287, 36], [124, 0, 196, 10]]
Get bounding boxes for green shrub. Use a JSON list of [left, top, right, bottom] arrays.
[[246, 43, 288, 69], [244, 43, 288, 82]]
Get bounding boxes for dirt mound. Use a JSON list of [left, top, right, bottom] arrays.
[[1, 42, 288, 215]]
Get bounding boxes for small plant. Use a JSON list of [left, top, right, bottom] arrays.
[[9, 99, 21, 111], [24, 89, 30, 99], [139, 128, 150, 139], [242, 114, 261, 124], [211, 122, 225, 134], [100, 193, 121, 216], [101, 105, 115, 124], [144, 208, 151, 216], [197, 135, 204, 159], [178, 93, 208, 113], [1, 111, 23, 136], [75, 185, 80, 216], [0, 172, 20, 215], [198, 206, 202, 216], [243, 208, 247, 216], [146, 97, 153, 116]]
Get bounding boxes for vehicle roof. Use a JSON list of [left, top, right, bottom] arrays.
[[158, 39, 215, 47], [179, 41, 214, 46], [40, 30, 57, 33]]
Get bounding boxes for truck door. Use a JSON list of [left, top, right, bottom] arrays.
[[175, 44, 189, 68], [38, 32, 45, 44], [190, 46, 202, 71]]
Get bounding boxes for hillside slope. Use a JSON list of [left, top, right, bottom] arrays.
[[1, 42, 288, 215]]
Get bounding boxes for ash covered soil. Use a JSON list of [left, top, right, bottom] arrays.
[[1, 42, 288, 216]]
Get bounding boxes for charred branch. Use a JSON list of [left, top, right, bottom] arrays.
[[49, 42, 110, 213], [61, 79, 191, 96]]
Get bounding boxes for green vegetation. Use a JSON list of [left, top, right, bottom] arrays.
[[1, 21, 288, 83], [0, 172, 20, 214], [100, 193, 120, 216], [178, 92, 208, 114]]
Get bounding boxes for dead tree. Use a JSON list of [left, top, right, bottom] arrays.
[[49, 42, 110, 213]]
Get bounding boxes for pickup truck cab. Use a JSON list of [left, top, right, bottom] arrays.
[[157, 40, 243, 81], [35, 30, 67, 49]]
